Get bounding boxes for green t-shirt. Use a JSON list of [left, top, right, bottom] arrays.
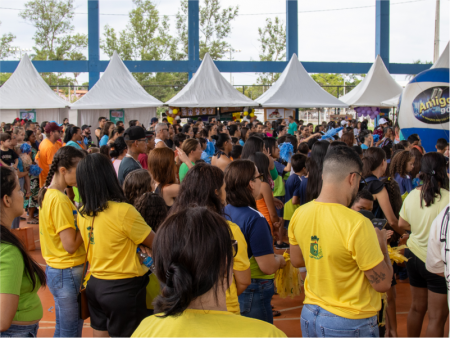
[[0, 243, 43, 322], [249, 256, 274, 280], [269, 167, 278, 181], [288, 122, 297, 135], [179, 162, 195, 182], [273, 175, 285, 197]]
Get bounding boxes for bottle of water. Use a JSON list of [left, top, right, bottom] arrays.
[[136, 247, 155, 272], [73, 210, 78, 230]]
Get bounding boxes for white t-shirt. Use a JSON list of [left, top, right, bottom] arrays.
[[426, 205, 449, 286]]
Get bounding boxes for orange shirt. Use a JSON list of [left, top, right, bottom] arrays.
[[256, 197, 273, 235], [36, 139, 62, 187]]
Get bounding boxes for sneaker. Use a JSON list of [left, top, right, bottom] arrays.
[[275, 242, 289, 250]]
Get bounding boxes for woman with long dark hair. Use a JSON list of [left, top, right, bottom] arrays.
[[0, 166, 46, 337], [38, 146, 86, 337], [170, 163, 251, 315], [132, 207, 285, 337], [211, 133, 233, 172], [63, 126, 83, 149], [399, 152, 449, 337], [305, 141, 329, 203], [99, 121, 114, 146], [224, 160, 286, 324], [239, 127, 249, 146], [110, 136, 128, 176], [76, 153, 155, 337], [242, 136, 278, 181]]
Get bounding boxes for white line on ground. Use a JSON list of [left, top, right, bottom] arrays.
[[278, 305, 303, 312]]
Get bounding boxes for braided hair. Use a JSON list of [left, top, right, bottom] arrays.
[[38, 146, 85, 208], [1, 167, 46, 290]]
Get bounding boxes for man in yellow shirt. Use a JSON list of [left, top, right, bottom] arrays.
[[289, 145, 393, 337]]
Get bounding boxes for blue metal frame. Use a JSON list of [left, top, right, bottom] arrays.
[[0, 0, 431, 86]]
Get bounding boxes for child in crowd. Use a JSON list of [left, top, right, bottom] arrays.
[[436, 138, 449, 158], [0, 133, 18, 169], [350, 190, 374, 212], [230, 145, 242, 160], [390, 150, 415, 196], [284, 154, 307, 226]]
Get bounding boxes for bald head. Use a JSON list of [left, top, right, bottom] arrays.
[[323, 146, 363, 182]]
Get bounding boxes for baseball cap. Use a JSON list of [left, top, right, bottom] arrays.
[[378, 118, 388, 125], [340, 120, 348, 126], [145, 131, 154, 138], [124, 126, 146, 141], [150, 117, 158, 124], [81, 125, 91, 131], [44, 122, 63, 133]]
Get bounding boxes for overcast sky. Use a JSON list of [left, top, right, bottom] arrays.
[[1, 0, 448, 85]]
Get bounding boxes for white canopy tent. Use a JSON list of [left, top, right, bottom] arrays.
[[255, 54, 348, 108], [431, 41, 449, 69], [381, 93, 401, 107], [0, 54, 69, 124], [165, 53, 257, 108], [70, 52, 163, 128], [339, 55, 403, 107]]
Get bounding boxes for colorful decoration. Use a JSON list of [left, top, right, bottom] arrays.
[[274, 252, 302, 299], [354, 106, 381, 119], [20, 143, 32, 154], [320, 127, 343, 141], [278, 142, 294, 163], [387, 245, 409, 265], [29, 164, 42, 176], [172, 108, 178, 115]]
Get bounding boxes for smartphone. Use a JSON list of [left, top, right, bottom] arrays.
[[372, 218, 388, 230]]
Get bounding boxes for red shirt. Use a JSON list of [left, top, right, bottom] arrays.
[[138, 153, 148, 169]]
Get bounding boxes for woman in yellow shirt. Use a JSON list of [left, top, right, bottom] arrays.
[[170, 163, 251, 314], [76, 153, 155, 337], [37, 146, 86, 337], [132, 207, 286, 338]]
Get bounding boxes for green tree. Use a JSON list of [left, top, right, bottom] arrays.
[[101, 0, 185, 102], [0, 22, 16, 60], [176, 0, 239, 60], [20, 0, 87, 85], [256, 17, 286, 86], [311, 73, 363, 98]]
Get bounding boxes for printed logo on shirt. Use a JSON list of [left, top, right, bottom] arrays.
[[87, 226, 95, 244], [310, 236, 323, 260]]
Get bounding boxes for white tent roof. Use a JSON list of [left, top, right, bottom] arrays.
[[255, 54, 348, 108], [0, 54, 69, 109], [339, 55, 403, 107], [431, 41, 449, 69], [381, 93, 400, 107], [165, 53, 257, 107], [71, 52, 162, 109]]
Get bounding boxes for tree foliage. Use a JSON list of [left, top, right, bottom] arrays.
[[256, 17, 286, 85], [0, 22, 16, 60], [311, 73, 363, 98], [176, 0, 239, 60]]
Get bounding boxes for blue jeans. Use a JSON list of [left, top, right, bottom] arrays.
[[0, 323, 39, 337], [46, 264, 85, 337], [301, 304, 379, 337], [238, 278, 275, 324]]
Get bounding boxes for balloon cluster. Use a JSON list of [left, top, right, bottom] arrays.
[[232, 112, 241, 121], [172, 108, 178, 115], [243, 107, 255, 118], [355, 106, 380, 119]]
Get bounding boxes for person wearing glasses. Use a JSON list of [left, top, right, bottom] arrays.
[[224, 160, 286, 324], [132, 207, 285, 337], [289, 146, 393, 337], [154, 123, 169, 149], [118, 127, 148, 186]]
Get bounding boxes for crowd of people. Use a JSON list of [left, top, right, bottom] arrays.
[[0, 114, 449, 337]]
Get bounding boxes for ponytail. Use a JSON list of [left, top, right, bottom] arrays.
[[38, 146, 85, 207]]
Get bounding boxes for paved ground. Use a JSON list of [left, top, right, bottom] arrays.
[[18, 220, 449, 337]]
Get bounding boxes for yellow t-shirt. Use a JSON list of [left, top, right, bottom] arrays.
[[288, 201, 384, 320], [132, 309, 286, 337], [226, 221, 250, 315], [400, 188, 449, 262], [78, 201, 151, 280], [39, 189, 86, 269]]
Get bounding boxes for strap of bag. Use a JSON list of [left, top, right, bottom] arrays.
[[79, 216, 95, 294]]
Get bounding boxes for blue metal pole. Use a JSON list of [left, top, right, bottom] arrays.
[[286, 0, 298, 62], [375, 0, 390, 68], [88, 0, 100, 89], [188, 0, 200, 80]]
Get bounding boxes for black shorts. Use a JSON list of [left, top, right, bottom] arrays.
[[405, 249, 447, 294], [86, 273, 150, 337]]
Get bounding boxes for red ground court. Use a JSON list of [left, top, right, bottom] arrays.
[[19, 219, 448, 337]]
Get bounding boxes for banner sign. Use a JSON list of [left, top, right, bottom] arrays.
[[412, 86, 449, 124]]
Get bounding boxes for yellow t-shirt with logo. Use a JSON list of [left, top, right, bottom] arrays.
[[226, 221, 250, 315], [131, 309, 287, 337], [288, 200, 384, 320], [78, 201, 151, 280], [39, 189, 86, 269]]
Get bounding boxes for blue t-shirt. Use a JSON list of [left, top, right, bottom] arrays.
[[274, 160, 286, 176], [99, 135, 109, 146], [285, 174, 303, 203], [224, 205, 274, 260], [65, 141, 82, 150], [361, 144, 369, 150], [294, 176, 308, 206], [394, 173, 413, 195]]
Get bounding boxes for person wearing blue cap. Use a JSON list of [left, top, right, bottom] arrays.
[[149, 117, 159, 132]]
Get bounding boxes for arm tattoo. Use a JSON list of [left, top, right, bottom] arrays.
[[367, 271, 386, 284]]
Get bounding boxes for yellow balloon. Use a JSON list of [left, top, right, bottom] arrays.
[[172, 109, 178, 115], [250, 112, 255, 118], [167, 116, 174, 124], [244, 111, 249, 116]]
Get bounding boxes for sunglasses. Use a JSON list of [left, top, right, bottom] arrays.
[[232, 240, 238, 257], [350, 172, 367, 187]]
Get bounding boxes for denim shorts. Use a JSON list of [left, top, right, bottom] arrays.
[[238, 278, 275, 324], [301, 304, 379, 337], [0, 323, 39, 337]]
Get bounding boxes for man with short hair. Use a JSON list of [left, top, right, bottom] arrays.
[[154, 123, 169, 149], [209, 117, 217, 125], [287, 116, 297, 136], [129, 120, 140, 127], [407, 134, 421, 148], [256, 123, 264, 133], [95, 117, 106, 145], [435, 138, 448, 155], [36, 122, 63, 187], [81, 125, 92, 147], [25, 121, 36, 132], [289, 146, 393, 337], [116, 121, 124, 128], [149, 117, 159, 132], [117, 126, 147, 186]]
